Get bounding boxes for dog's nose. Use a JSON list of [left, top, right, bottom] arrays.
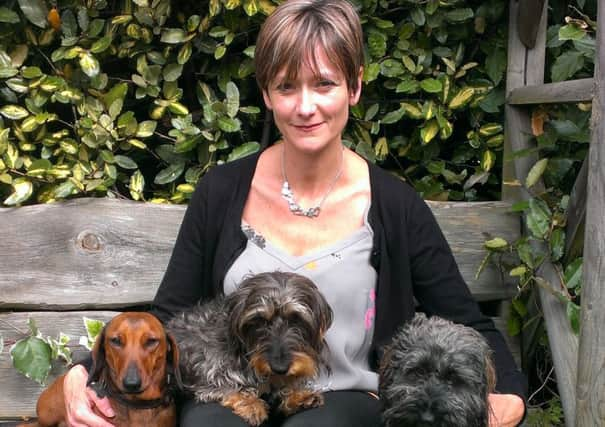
[[270, 361, 290, 375], [419, 410, 434, 424], [123, 363, 142, 392]]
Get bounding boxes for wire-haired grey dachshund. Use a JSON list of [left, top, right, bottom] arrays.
[[167, 271, 333, 426], [379, 313, 496, 427]]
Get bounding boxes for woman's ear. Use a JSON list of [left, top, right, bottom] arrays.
[[349, 67, 364, 106], [262, 89, 273, 111]]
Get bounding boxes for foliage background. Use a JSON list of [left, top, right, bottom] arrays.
[[1, 0, 510, 206]]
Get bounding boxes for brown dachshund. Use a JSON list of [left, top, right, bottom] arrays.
[[32, 312, 182, 427]]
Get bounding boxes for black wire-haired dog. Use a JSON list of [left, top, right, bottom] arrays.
[[167, 271, 333, 426], [379, 313, 496, 427]]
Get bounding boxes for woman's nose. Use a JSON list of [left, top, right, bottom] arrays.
[[296, 88, 317, 116]]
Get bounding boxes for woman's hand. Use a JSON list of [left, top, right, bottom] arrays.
[[63, 364, 116, 427], [488, 393, 525, 427]]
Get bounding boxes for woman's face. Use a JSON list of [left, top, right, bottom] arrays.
[[263, 47, 362, 155]]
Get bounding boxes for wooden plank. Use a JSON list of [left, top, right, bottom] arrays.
[[564, 158, 588, 262], [0, 310, 517, 419], [0, 198, 520, 308], [508, 78, 595, 105], [0, 311, 118, 420], [518, 0, 546, 48], [0, 198, 184, 310], [505, 1, 578, 424], [575, 0, 605, 424]]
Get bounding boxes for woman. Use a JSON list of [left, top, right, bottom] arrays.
[[62, 0, 526, 425]]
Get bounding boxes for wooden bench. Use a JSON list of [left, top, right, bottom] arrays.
[[0, 197, 521, 422]]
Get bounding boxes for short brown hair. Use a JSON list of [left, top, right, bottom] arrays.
[[254, 0, 364, 93]]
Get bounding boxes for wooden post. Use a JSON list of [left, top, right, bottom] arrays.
[[505, 1, 579, 424], [575, 0, 605, 424]]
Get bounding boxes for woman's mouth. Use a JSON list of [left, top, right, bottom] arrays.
[[294, 122, 323, 132]]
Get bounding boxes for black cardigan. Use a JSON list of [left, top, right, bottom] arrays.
[[151, 151, 527, 400]]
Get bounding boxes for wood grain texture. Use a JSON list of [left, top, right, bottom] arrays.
[[0, 198, 184, 309], [0, 311, 518, 419], [508, 78, 594, 105], [575, 0, 605, 424], [0, 198, 519, 307], [0, 311, 117, 420], [505, 1, 578, 424]]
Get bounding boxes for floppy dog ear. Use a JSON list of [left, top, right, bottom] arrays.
[[166, 333, 183, 390], [87, 325, 107, 385], [315, 292, 333, 338]]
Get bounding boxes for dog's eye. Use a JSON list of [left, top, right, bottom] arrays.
[[145, 338, 160, 349], [109, 337, 122, 347]]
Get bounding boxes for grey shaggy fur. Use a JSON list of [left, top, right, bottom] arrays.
[[379, 313, 495, 427], [166, 271, 333, 408]]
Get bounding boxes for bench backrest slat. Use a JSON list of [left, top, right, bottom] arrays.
[[0, 198, 519, 309]]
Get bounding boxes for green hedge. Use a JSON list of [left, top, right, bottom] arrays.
[[0, 0, 509, 205]]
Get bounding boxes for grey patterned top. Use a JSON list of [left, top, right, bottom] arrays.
[[224, 212, 378, 393]]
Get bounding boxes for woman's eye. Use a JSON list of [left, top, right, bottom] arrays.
[[317, 80, 335, 87], [276, 82, 294, 92]]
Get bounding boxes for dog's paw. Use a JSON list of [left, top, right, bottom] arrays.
[[279, 390, 324, 415], [222, 392, 269, 426]]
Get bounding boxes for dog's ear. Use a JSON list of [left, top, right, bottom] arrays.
[[315, 292, 333, 338], [87, 324, 107, 385], [166, 332, 184, 390]]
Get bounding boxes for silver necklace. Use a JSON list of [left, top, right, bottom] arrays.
[[280, 148, 343, 218]]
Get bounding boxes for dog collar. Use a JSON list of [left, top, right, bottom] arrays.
[[89, 381, 174, 410]]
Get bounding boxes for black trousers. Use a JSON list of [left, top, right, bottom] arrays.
[[180, 391, 382, 427]]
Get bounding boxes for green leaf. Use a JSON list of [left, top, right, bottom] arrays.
[[103, 83, 128, 112], [550, 228, 565, 262], [136, 120, 157, 138], [4, 178, 33, 205], [10, 336, 52, 384], [380, 108, 405, 124], [18, 0, 48, 28], [420, 78, 442, 93], [559, 24, 586, 41], [485, 237, 508, 250], [227, 141, 260, 162], [225, 81, 240, 118], [0, 105, 30, 120], [129, 170, 145, 200], [410, 8, 425, 26], [526, 198, 552, 239], [0, 7, 20, 23], [82, 317, 105, 350], [509, 266, 527, 277], [214, 45, 226, 60], [445, 8, 474, 22], [114, 155, 138, 170], [217, 116, 241, 132], [380, 59, 404, 77], [420, 119, 439, 144], [79, 52, 100, 78], [163, 63, 183, 82], [485, 48, 506, 86], [154, 162, 185, 184], [564, 258, 583, 290], [90, 36, 112, 54], [551, 51, 585, 82], [22, 66, 42, 79], [566, 301, 580, 334], [160, 28, 187, 44], [175, 134, 202, 153], [526, 158, 548, 188]]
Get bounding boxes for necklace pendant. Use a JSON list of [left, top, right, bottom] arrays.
[[304, 207, 320, 218]]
